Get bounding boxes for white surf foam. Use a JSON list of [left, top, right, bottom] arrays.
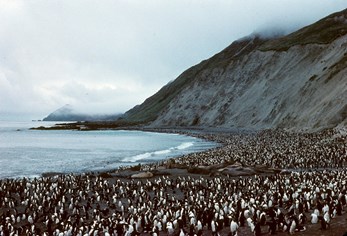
[[176, 142, 194, 150], [122, 142, 195, 162]]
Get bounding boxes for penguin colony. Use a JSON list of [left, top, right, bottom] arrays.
[[0, 128, 346, 236]]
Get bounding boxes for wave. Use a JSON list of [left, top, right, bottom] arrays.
[[176, 142, 193, 150], [121, 142, 194, 162]]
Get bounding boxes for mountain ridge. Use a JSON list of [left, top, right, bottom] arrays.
[[43, 104, 121, 122], [122, 8, 347, 131], [122, 35, 269, 123]]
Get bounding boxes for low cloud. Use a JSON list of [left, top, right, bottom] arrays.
[[0, 0, 346, 119]]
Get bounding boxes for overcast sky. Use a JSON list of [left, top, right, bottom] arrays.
[[0, 0, 346, 120]]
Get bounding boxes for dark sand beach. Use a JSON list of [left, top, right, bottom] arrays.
[[1, 128, 347, 235]]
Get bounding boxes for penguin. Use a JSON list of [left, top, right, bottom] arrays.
[[311, 212, 318, 224], [230, 219, 238, 235], [289, 218, 296, 235], [28, 215, 34, 225], [167, 221, 174, 235]]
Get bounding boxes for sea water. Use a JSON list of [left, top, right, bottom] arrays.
[[0, 121, 217, 179]]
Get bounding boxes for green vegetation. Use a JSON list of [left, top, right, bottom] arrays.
[[259, 9, 347, 51], [202, 36, 267, 69], [118, 9, 347, 126]]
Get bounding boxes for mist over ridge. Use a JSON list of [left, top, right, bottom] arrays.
[[1, 1, 346, 119], [122, 8, 347, 131]]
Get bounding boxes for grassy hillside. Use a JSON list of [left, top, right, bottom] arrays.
[[120, 8, 347, 129], [259, 8, 347, 51]]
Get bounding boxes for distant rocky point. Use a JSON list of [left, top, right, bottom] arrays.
[[44, 9, 347, 131], [43, 104, 122, 122]]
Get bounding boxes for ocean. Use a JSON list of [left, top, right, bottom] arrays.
[[0, 121, 217, 179]]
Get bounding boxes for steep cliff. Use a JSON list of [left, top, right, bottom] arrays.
[[124, 9, 347, 131]]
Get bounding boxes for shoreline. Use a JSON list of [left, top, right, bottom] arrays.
[[1, 126, 347, 235]]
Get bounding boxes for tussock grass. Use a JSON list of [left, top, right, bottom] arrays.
[[260, 9, 347, 51]]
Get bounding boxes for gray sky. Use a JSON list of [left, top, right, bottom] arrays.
[[0, 0, 346, 119]]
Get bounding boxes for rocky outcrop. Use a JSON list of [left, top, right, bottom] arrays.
[[187, 162, 281, 177], [123, 9, 347, 131], [44, 104, 121, 122], [131, 172, 154, 179]]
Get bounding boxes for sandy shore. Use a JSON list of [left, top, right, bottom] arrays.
[[1, 128, 347, 235]]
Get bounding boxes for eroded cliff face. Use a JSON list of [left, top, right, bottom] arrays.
[[124, 9, 347, 131], [149, 34, 347, 131]]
